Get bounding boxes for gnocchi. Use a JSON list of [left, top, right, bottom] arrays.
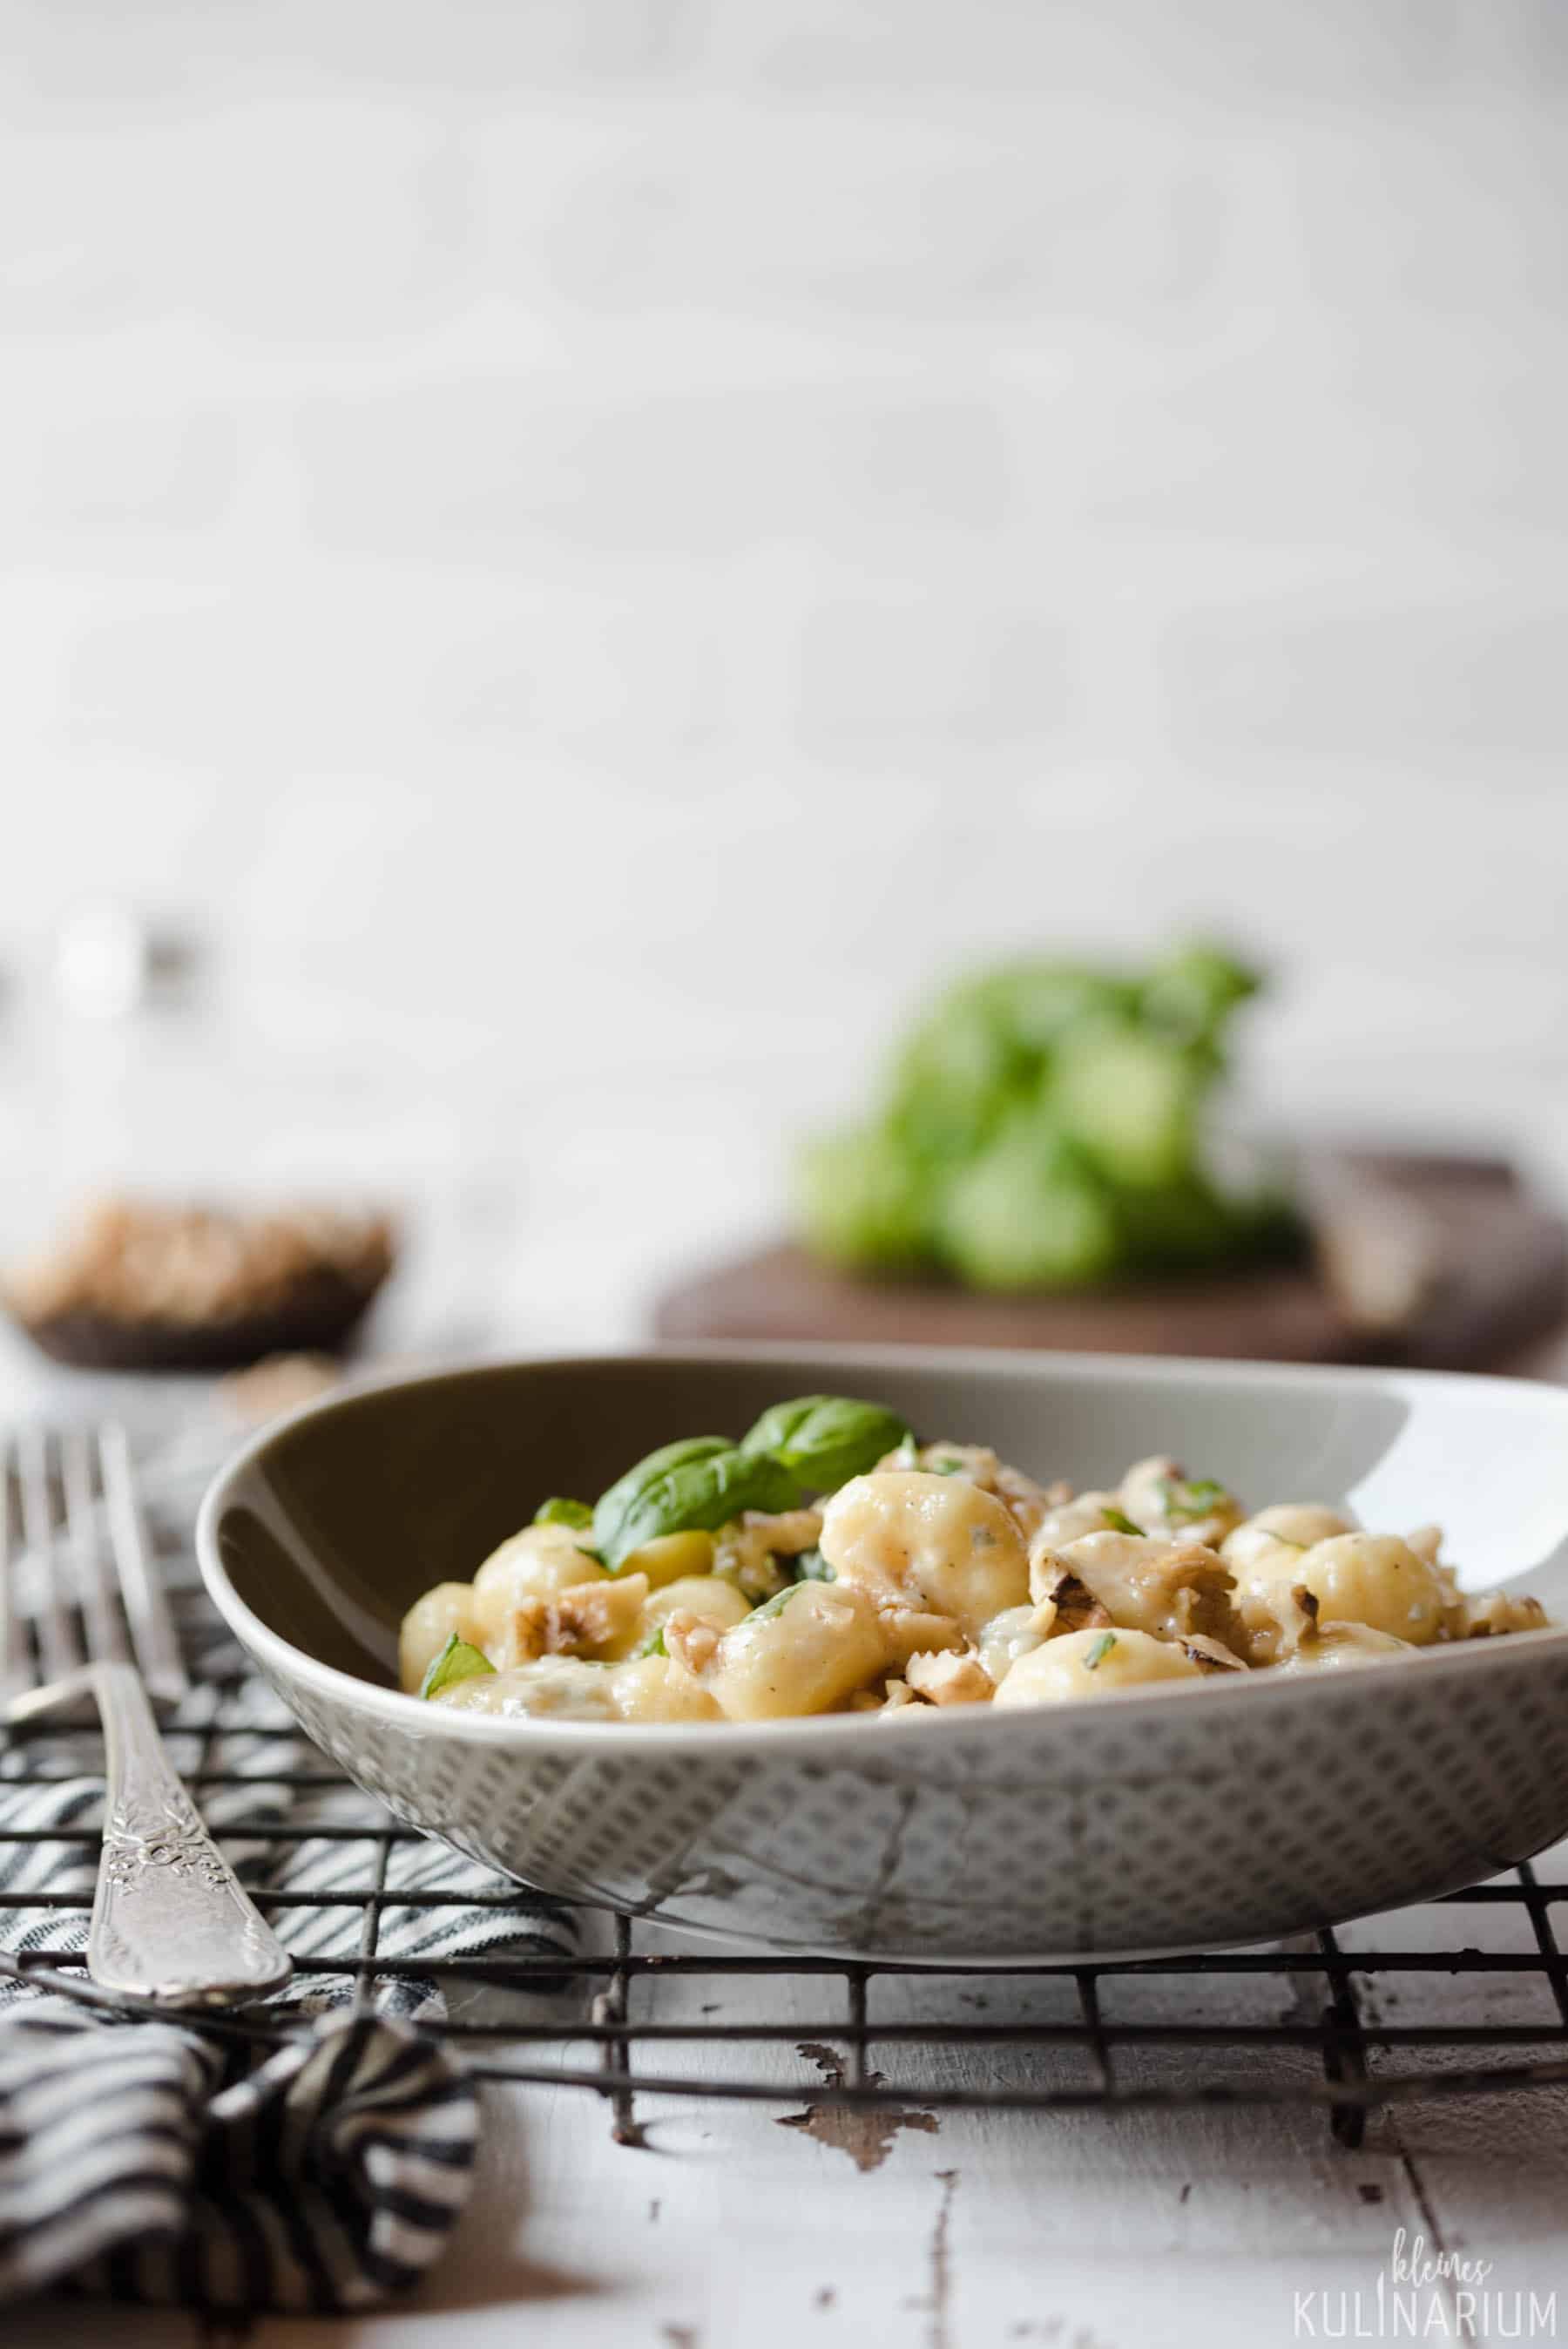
[[397, 1393, 1555, 1726]]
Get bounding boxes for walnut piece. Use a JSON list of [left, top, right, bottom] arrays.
[[1455, 1589, 1549, 1640], [506, 1574, 650, 1664], [713, 1507, 824, 1601], [1038, 1533, 1238, 1649], [875, 1606, 966, 1667], [904, 1648, 994, 1707], [6, 1196, 395, 1371], [663, 1611, 723, 1678], [1028, 1552, 1114, 1639], [1177, 1633, 1247, 1674]]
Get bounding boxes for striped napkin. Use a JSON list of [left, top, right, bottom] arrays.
[[0, 1414, 582, 2313]]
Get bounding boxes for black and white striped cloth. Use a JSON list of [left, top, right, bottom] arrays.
[[0, 1418, 582, 2313]]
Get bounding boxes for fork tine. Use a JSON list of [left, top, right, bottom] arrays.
[[99, 1421, 187, 1699], [64, 1423, 129, 1671], [20, 1428, 83, 1686]]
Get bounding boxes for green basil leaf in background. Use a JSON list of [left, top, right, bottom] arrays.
[[419, 1634, 497, 1701], [533, 1496, 594, 1529], [1100, 1506, 1142, 1536], [787, 1547, 836, 1583], [740, 1394, 912, 1493], [596, 1442, 801, 1572]]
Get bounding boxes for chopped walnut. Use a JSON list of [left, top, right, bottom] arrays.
[[904, 1648, 994, 1707], [1037, 1532, 1238, 1650], [713, 1507, 824, 1601], [1178, 1633, 1247, 1674], [875, 1606, 966, 1667], [1227, 1579, 1320, 1668], [1454, 1589, 1549, 1640], [1030, 1561, 1113, 1640], [7, 1195, 395, 1330], [663, 1610, 723, 1678], [505, 1574, 650, 1664], [878, 1678, 929, 1719]]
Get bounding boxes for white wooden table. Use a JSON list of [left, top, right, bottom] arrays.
[[10, 1879, 1568, 2349], [3, 1242, 1566, 2349]]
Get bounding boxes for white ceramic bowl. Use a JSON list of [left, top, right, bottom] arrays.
[[197, 1346, 1568, 1962]]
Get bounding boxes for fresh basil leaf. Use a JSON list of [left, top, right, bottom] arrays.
[[419, 1634, 497, 1701], [1100, 1506, 1143, 1536], [594, 1439, 801, 1572], [1082, 1631, 1118, 1671], [787, 1546, 836, 1583], [747, 1583, 806, 1623], [533, 1496, 593, 1529], [634, 1623, 668, 1660], [740, 1394, 913, 1493], [592, 1437, 730, 1563]]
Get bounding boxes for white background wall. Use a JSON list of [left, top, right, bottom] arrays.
[[3, 1, 1566, 1342]]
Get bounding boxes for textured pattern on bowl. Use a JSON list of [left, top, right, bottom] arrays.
[[197, 1347, 1568, 1961]]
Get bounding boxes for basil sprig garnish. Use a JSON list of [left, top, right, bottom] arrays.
[[590, 1395, 916, 1573], [739, 1395, 912, 1493], [593, 1437, 801, 1572], [419, 1634, 497, 1701]]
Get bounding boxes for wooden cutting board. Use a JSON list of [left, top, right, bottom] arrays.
[[651, 1150, 1568, 1371]]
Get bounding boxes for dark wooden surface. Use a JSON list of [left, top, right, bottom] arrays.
[[651, 1151, 1568, 1371]]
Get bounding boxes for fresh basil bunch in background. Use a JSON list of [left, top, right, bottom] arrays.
[[797, 940, 1301, 1291], [591, 1396, 911, 1572]]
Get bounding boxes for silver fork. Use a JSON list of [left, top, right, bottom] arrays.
[[0, 1423, 293, 2005]]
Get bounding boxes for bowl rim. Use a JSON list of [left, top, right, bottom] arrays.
[[195, 1341, 1568, 1757]]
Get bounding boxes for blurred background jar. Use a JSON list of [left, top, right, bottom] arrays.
[[0, 898, 501, 1371]]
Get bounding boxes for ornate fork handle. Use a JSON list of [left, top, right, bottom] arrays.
[[89, 1662, 294, 2004]]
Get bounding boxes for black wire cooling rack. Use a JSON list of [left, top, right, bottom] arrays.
[[5, 1682, 1568, 2154]]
